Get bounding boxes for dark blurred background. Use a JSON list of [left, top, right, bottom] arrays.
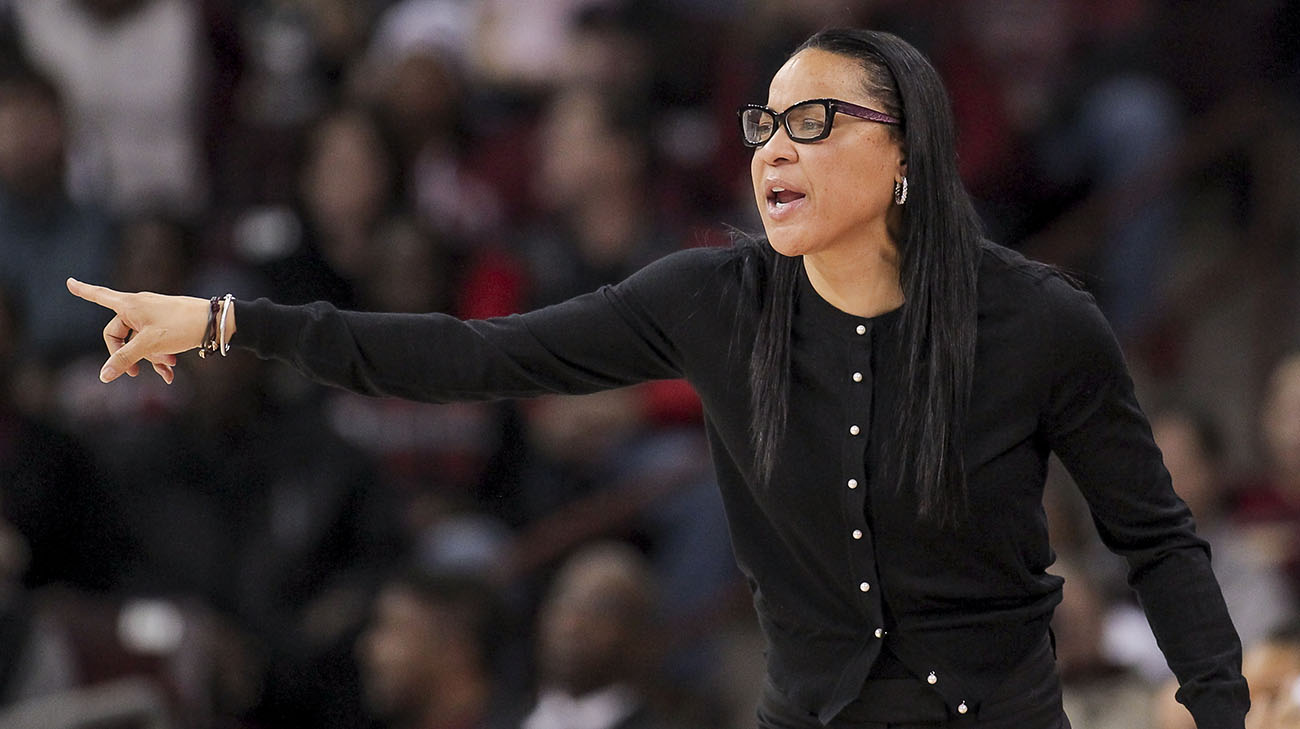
[[1, 1, 1299, 728]]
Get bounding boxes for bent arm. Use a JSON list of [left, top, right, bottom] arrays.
[[1041, 280, 1249, 729]]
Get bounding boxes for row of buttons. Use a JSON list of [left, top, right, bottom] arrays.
[[853, 321, 966, 717], [850, 326, 867, 591], [854, 324, 968, 711]]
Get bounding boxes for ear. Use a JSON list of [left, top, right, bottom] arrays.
[[897, 154, 908, 179]]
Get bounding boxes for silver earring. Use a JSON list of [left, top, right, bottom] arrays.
[[894, 176, 908, 206]]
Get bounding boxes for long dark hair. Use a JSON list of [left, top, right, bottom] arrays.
[[746, 29, 982, 526]]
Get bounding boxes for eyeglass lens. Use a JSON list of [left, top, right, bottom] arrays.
[[742, 102, 828, 145]]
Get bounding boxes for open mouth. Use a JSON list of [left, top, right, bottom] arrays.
[[766, 185, 807, 214], [769, 185, 800, 206]]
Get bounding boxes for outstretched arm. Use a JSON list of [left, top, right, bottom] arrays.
[[66, 247, 731, 399]]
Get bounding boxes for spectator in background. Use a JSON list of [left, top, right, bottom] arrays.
[[251, 105, 402, 309], [522, 542, 696, 729], [1052, 560, 1153, 729], [357, 570, 518, 729], [0, 62, 113, 366], [513, 84, 734, 687], [53, 214, 202, 473], [12, 0, 211, 216], [1241, 623, 1300, 729], [325, 214, 524, 537], [1152, 405, 1297, 648], [360, 5, 507, 248], [1086, 403, 1299, 685], [0, 285, 80, 710], [932, 0, 1184, 340], [519, 86, 672, 308], [1234, 351, 1300, 601], [0, 282, 126, 594]]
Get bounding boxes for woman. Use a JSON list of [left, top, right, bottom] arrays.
[[67, 29, 1246, 729]]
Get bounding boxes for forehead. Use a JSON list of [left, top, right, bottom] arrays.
[[766, 49, 870, 108]]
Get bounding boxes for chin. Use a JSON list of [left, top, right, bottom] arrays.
[[765, 230, 811, 259]]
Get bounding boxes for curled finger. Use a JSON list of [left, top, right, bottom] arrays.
[[102, 314, 133, 356], [100, 335, 151, 383], [151, 360, 175, 385]]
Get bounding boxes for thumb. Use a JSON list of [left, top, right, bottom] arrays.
[[100, 334, 151, 383]]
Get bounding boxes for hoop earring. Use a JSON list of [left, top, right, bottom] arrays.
[[894, 176, 908, 206]]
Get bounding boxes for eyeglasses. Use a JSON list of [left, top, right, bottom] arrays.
[[737, 98, 901, 148]]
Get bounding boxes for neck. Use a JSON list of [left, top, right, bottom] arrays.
[[803, 239, 904, 318], [419, 677, 489, 729]]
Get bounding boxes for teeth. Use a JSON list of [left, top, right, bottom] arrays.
[[772, 187, 785, 193]]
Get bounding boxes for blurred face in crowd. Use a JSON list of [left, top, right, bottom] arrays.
[[1050, 562, 1106, 676], [0, 84, 65, 199], [537, 548, 652, 697], [302, 110, 394, 231], [1262, 354, 1300, 486], [534, 89, 645, 214], [380, 52, 461, 150], [358, 584, 466, 722], [750, 49, 906, 262], [1151, 412, 1219, 521]]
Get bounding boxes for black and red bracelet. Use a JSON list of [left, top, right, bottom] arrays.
[[198, 296, 221, 358]]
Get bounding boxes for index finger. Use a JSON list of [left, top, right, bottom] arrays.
[[66, 278, 125, 311]]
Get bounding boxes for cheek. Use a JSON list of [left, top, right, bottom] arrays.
[[749, 155, 765, 204]]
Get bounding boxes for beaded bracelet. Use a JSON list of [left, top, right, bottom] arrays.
[[198, 296, 221, 358]]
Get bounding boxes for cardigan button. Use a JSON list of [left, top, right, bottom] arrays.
[[874, 628, 884, 638], [852, 529, 863, 540], [856, 324, 867, 335], [847, 479, 858, 489], [927, 671, 937, 685], [958, 702, 968, 715], [849, 425, 860, 436], [859, 582, 870, 592], [852, 371, 863, 382]]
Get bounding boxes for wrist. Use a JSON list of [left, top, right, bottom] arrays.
[[198, 294, 237, 357]]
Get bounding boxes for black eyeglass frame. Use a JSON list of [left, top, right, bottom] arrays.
[[737, 98, 902, 148]]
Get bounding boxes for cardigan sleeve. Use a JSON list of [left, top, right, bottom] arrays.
[[1040, 277, 1250, 729], [232, 247, 730, 403]]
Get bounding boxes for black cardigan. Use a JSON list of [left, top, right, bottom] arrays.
[[236, 240, 1248, 728]]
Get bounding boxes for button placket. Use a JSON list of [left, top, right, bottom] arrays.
[[841, 319, 876, 614]]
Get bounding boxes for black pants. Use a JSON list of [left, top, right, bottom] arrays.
[[756, 636, 1070, 729]]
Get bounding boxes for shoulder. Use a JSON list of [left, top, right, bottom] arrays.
[[975, 241, 1124, 386], [976, 240, 1103, 329], [614, 241, 764, 310]]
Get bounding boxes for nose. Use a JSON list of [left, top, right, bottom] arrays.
[[754, 122, 798, 166]]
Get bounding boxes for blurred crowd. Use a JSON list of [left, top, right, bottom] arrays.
[[0, 0, 1299, 728]]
